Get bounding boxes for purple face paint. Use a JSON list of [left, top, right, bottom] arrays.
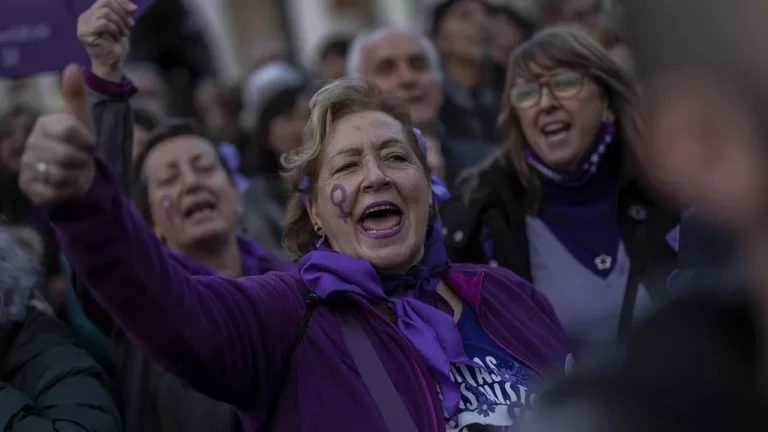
[[330, 184, 353, 219], [160, 194, 174, 222]]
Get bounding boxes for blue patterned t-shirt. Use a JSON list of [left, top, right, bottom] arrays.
[[447, 303, 540, 431]]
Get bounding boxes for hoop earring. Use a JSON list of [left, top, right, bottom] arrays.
[[313, 223, 326, 246]]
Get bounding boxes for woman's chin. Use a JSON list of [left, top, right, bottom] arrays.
[[357, 242, 423, 274]]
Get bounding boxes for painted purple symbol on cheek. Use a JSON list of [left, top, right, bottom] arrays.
[[160, 194, 174, 222], [330, 184, 352, 219]]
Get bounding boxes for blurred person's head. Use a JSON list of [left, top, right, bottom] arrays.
[[540, 0, 603, 35], [595, 8, 634, 76], [0, 105, 39, 175], [624, 0, 768, 236], [131, 107, 161, 161], [488, 5, 535, 66], [132, 119, 241, 253], [193, 77, 241, 143], [125, 62, 170, 117], [561, 0, 603, 34], [432, 0, 490, 65], [479, 27, 638, 209], [248, 39, 287, 72], [347, 27, 443, 131], [239, 62, 309, 177], [317, 35, 352, 82]]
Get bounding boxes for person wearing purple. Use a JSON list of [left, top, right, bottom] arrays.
[[20, 66, 570, 431], [66, 1, 294, 431], [442, 27, 679, 362]]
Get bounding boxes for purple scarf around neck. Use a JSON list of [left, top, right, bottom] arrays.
[[524, 121, 615, 187], [297, 218, 474, 418], [296, 128, 472, 418]]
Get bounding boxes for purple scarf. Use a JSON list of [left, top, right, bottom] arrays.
[[298, 219, 473, 418], [296, 128, 471, 417], [524, 122, 615, 187]]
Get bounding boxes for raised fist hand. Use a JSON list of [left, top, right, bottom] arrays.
[[19, 65, 96, 206], [77, 0, 137, 82]]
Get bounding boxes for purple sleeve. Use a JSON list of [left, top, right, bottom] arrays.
[[43, 158, 305, 408], [82, 68, 138, 101]]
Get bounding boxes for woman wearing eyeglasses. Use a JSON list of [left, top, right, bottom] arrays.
[[441, 27, 679, 361]]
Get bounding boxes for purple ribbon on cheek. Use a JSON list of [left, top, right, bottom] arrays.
[[330, 184, 352, 219], [160, 194, 174, 222]]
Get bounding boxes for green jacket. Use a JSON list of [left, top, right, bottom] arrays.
[[0, 307, 121, 431]]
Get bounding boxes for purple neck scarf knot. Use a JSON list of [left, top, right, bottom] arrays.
[[297, 218, 473, 418], [525, 121, 615, 187]]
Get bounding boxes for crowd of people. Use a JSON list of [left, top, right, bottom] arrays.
[[0, 0, 765, 430]]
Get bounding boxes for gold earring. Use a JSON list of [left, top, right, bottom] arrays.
[[312, 223, 326, 247]]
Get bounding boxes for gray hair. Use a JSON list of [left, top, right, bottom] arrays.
[[0, 226, 52, 323], [346, 26, 443, 83]]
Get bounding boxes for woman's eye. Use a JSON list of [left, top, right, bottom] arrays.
[[156, 174, 177, 186], [335, 162, 356, 174], [387, 154, 408, 162], [197, 163, 217, 173]]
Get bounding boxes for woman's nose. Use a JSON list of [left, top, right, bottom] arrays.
[[361, 160, 392, 192], [538, 86, 557, 109], [179, 167, 204, 191]]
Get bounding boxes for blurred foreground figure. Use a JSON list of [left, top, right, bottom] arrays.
[[524, 0, 768, 430]]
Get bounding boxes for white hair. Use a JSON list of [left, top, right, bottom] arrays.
[[346, 26, 443, 83]]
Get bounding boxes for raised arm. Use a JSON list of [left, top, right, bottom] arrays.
[[77, 0, 138, 193], [19, 64, 306, 409]]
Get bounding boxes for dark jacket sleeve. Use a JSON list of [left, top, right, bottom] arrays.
[[68, 71, 139, 342], [83, 68, 136, 195], [0, 309, 121, 431]]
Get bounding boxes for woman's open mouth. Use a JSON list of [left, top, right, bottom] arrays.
[[357, 201, 404, 239]]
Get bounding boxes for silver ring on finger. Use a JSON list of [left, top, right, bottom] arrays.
[[35, 161, 49, 184]]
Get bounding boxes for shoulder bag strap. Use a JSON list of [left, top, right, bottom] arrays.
[[332, 311, 420, 432]]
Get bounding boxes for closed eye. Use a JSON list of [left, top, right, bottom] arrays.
[[334, 162, 357, 174], [156, 173, 178, 187], [386, 154, 408, 163]]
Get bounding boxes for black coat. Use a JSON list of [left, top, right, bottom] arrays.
[[441, 153, 679, 334]]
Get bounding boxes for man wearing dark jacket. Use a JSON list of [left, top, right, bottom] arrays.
[[0, 226, 121, 431]]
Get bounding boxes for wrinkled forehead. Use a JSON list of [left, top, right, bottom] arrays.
[[323, 111, 410, 159], [365, 31, 428, 66], [146, 135, 219, 167]]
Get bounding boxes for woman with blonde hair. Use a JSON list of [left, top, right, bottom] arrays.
[[19, 61, 571, 431], [441, 27, 678, 360]]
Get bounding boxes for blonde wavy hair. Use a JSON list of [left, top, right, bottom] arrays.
[[463, 26, 642, 212], [281, 78, 430, 258]]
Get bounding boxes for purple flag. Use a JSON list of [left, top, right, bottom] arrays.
[[0, 0, 154, 78], [0, 0, 87, 78]]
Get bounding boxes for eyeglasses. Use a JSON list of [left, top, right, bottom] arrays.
[[510, 71, 585, 109]]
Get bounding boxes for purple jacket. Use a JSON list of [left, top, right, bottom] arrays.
[[46, 159, 570, 431]]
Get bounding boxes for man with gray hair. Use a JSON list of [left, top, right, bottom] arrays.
[[347, 26, 494, 191]]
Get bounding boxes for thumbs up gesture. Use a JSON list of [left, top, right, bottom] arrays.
[[77, 0, 137, 82], [18, 65, 96, 206]]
